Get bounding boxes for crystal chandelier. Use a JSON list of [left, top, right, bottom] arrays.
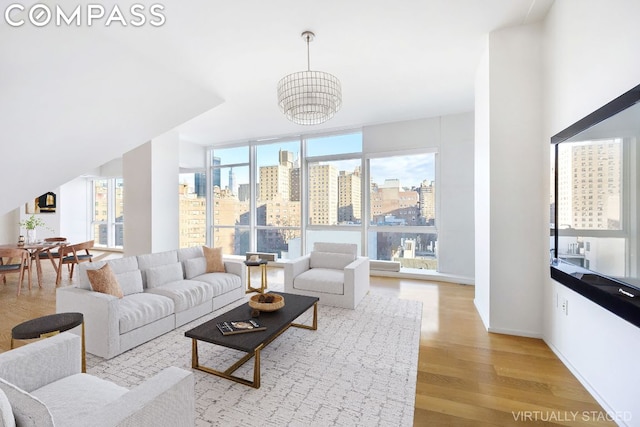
[[277, 31, 342, 125]]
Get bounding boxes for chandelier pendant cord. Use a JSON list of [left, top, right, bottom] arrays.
[[306, 33, 311, 71]]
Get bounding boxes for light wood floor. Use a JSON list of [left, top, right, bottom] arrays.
[[0, 260, 613, 426]]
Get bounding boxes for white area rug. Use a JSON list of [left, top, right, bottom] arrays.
[[86, 289, 422, 426]]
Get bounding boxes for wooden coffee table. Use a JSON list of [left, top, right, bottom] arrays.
[[184, 292, 318, 388]]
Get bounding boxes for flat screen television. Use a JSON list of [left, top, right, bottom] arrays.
[[551, 83, 640, 328]]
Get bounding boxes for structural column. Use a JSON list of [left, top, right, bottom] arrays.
[[123, 131, 180, 256]]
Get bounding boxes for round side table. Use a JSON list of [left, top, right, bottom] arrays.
[[244, 259, 268, 294], [11, 312, 86, 373]]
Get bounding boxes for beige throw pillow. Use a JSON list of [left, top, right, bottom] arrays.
[[202, 246, 225, 273], [86, 263, 123, 298]]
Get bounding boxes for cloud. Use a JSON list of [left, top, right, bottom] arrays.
[[370, 153, 435, 188]]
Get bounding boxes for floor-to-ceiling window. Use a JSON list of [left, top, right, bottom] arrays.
[[91, 178, 123, 249], [368, 152, 438, 269], [179, 172, 206, 248], [256, 140, 302, 258], [210, 146, 250, 255], [305, 132, 363, 253], [208, 131, 440, 271]]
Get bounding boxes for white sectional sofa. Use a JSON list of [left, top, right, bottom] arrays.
[[56, 247, 245, 359]]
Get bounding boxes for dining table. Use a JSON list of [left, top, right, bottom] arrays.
[[0, 240, 66, 289]]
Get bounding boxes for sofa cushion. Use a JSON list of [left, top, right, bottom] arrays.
[[309, 251, 355, 270], [137, 250, 179, 286], [146, 263, 183, 289], [0, 387, 15, 427], [115, 270, 144, 296], [193, 272, 242, 296], [0, 378, 53, 427], [183, 257, 207, 280], [177, 246, 204, 261], [293, 268, 345, 295], [118, 293, 175, 334], [78, 256, 139, 291], [203, 246, 225, 273], [31, 374, 127, 427], [146, 280, 215, 312], [86, 264, 123, 299]]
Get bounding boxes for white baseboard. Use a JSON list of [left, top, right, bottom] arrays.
[[543, 340, 625, 426]]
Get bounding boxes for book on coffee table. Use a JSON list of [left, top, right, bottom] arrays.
[[216, 319, 266, 335]]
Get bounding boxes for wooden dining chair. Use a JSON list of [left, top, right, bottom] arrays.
[[0, 248, 32, 295], [56, 240, 94, 285], [37, 236, 67, 269]]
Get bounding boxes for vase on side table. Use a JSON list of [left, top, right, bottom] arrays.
[[26, 229, 36, 244]]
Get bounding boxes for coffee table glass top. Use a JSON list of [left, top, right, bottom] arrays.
[[185, 292, 318, 353]]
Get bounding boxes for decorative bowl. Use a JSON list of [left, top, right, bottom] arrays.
[[248, 293, 285, 312]]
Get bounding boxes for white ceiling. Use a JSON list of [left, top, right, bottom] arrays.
[[104, 0, 554, 145], [0, 0, 553, 215]]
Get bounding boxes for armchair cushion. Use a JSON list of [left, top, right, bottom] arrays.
[[146, 263, 183, 289], [313, 242, 357, 257], [0, 387, 14, 427], [31, 374, 127, 427], [309, 251, 355, 270], [293, 268, 345, 295], [0, 379, 51, 427]]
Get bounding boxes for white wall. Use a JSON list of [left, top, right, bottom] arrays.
[[475, 23, 545, 337], [474, 43, 491, 327], [180, 141, 207, 170], [123, 132, 180, 256], [59, 178, 90, 244], [543, 0, 640, 421], [363, 112, 475, 281], [438, 113, 475, 279]]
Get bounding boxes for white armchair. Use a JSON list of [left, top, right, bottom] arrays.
[[0, 333, 194, 427], [284, 242, 369, 309]]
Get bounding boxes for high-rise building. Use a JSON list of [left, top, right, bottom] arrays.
[[559, 139, 622, 230], [259, 150, 296, 202], [290, 168, 300, 201], [338, 168, 361, 223], [228, 168, 238, 196], [178, 183, 206, 248], [194, 172, 206, 198], [418, 180, 435, 225], [371, 179, 419, 226], [259, 164, 290, 201], [308, 164, 338, 225], [212, 156, 221, 188]]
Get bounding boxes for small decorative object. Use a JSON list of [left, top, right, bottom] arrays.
[[250, 254, 260, 262], [17, 235, 25, 246], [19, 214, 49, 244], [249, 293, 285, 312], [250, 309, 261, 318], [216, 319, 266, 336]]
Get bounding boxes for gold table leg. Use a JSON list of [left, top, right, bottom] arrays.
[[189, 303, 317, 388], [191, 338, 263, 388], [246, 264, 268, 294]]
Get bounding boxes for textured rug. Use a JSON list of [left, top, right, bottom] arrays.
[[86, 289, 422, 427]]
